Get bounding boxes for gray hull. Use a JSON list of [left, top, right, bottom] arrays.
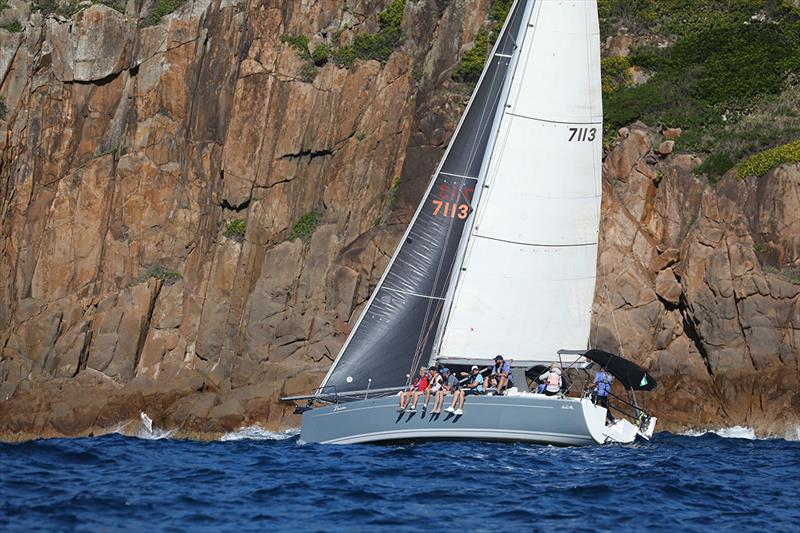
[[300, 393, 617, 446]]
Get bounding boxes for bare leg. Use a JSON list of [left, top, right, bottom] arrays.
[[412, 391, 422, 408], [497, 376, 507, 393], [423, 389, 431, 409], [448, 391, 460, 410]]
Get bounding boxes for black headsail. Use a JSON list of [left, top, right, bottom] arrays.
[[320, 1, 529, 394]]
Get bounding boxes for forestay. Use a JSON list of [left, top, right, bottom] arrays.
[[437, 1, 603, 366], [318, 1, 530, 394]]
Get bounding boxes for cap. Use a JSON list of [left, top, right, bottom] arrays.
[[471, 365, 479, 371], [441, 368, 450, 375], [494, 355, 504, 361]]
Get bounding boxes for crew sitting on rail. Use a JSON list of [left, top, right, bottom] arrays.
[[445, 365, 484, 415], [431, 368, 459, 414], [421, 366, 442, 413], [488, 355, 513, 394], [397, 367, 429, 412], [538, 364, 562, 396]]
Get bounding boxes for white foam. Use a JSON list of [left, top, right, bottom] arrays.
[[220, 426, 299, 441], [681, 426, 757, 439]]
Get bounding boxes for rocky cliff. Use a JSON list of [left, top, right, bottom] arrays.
[[0, 0, 798, 440]]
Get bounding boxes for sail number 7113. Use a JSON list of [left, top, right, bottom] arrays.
[[568, 127, 596, 142], [432, 200, 469, 219]]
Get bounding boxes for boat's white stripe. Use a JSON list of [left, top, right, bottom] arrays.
[[315, 401, 557, 418], [322, 427, 595, 445]]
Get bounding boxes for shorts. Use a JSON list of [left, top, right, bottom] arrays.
[[464, 389, 483, 397]]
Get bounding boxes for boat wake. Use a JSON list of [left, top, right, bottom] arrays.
[[220, 426, 299, 441]]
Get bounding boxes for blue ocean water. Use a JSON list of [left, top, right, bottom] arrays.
[[1, 429, 798, 532]]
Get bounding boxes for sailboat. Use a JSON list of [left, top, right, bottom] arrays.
[[282, 0, 658, 445]]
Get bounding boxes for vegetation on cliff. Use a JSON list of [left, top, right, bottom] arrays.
[[600, 0, 800, 180], [224, 220, 247, 243], [289, 211, 321, 241], [33, 0, 126, 17], [452, 0, 512, 84], [736, 139, 800, 179], [281, 0, 406, 82]]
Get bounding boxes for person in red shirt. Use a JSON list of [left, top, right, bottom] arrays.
[[397, 367, 429, 412]]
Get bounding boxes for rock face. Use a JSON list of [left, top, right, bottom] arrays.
[[1, 3, 798, 440], [596, 126, 800, 437]]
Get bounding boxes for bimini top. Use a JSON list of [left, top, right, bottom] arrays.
[[583, 349, 657, 391]]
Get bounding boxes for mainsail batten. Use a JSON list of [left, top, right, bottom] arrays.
[[437, 0, 603, 365], [319, 1, 529, 394]]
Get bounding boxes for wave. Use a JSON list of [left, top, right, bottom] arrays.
[[681, 425, 800, 441], [107, 412, 175, 440], [220, 426, 299, 441]]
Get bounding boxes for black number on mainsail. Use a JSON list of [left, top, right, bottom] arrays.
[[321, 1, 529, 394]]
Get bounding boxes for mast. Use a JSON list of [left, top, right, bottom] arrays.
[[319, 1, 529, 394], [436, 0, 604, 366]]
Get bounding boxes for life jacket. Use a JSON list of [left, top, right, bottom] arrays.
[[547, 372, 561, 388]]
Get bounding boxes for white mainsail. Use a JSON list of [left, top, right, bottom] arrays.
[[437, 0, 603, 365]]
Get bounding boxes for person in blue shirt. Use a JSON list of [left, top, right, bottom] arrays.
[[445, 365, 483, 415], [591, 367, 615, 422], [488, 355, 513, 394]]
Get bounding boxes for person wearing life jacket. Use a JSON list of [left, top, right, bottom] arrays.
[[398, 366, 429, 412], [419, 365, 441, 413], [538, 364, 562, 396], [431, 368, 459, 414], [590, 367, 615, 423]]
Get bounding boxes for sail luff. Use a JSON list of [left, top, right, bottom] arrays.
[[437, 0, 603, 366], [319, 1, 529, 394]]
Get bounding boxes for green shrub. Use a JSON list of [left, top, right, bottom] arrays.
[[330, 45, 356, 67], [144, 0, 187, 26], [604, 3, 800, 167], [282, 1, 405, 68], [139, 265, 182, 284], [95, 0, 126, 13], [0, 1, 8, 13], [1, 20, 22, 33], [299, 62, 318, 83], [312, 43, 330, 66], [351, 0, 406, 63], [280, 34, 311, 61], [753, 242, 766, 254], [289, 211, 321, 241], [601, 56, 632, 94], [224, 219, 246, 242], [452, 30, 489, 84], [489, 0, 513, 42], [736, 139, 800, 179], [0, 98, 7, 120], [695, 152, 735, 180]]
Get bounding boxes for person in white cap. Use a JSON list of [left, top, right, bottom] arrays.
[[538, 363, 562, 396], [445, 365, 484, 415]]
